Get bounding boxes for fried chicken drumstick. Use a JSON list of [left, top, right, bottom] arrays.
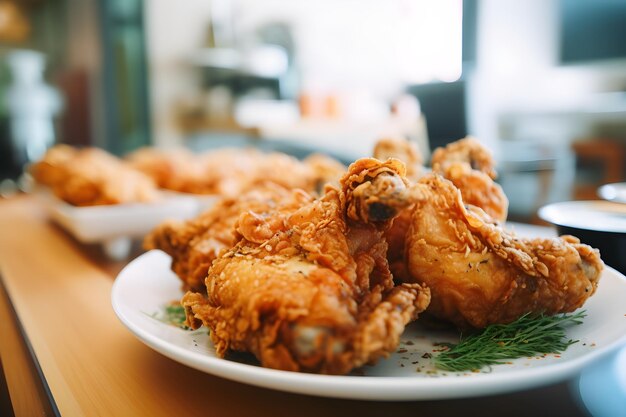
[[182, 158, 430, 374], [405, 173, 603, 329], [373, 136, 510, 280]]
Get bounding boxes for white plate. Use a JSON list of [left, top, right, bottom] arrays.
[[111, 250, 626, 401], [538, 200, 626, 233], [598, 182, 626, 203], [160, 191, 221, 213], [37, 190, 201, 260]]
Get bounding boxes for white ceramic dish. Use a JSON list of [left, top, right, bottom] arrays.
[[160, 191, 220, 214], [111, 250, 626, 401], [538, 200, 626, 274], [38, 191, 200, 259], [538, 200, 626, 234], [598, 182, 626, 204]]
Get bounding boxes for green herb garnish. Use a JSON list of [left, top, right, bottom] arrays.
[[149, 302, 190, 329], [434, 311, 586, 372]]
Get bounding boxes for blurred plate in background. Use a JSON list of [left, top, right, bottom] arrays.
[[538, 200, 626, 274], [598, 182, 626, 204], [37, 189, 201, 260]]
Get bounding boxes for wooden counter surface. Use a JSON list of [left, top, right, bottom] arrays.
[[0, 195, 589, 417]]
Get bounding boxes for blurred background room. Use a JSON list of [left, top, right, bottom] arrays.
[[1, 0, 626, 224]]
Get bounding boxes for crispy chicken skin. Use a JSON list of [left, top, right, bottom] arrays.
[[144, 182, 308, 292], [372, 137, 424, 181], [30, 145, 158, 206], [405, 173, 603, 329], [376, 136, 509, 279], [372, 138, 426, 279], [431, 136, 497, 179], [143, 152, 344, 293], [430, 137, 508, 222], [182, 158, 430, 374]]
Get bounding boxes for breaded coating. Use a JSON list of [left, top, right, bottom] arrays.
[[405, 173, 603, 329], [431, 137, 508, 222], [142, 149, 345, 293], [182, 158, 430, 374], [144, 182, 311, 292], [431, 136, 497, 179], [373, 137, 424, 181]]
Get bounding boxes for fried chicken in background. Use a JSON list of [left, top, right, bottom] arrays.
[[28, 144, 77, 188], [30, 145, 158, 206], [125, 147, 212, 194], [430, 137, 508, 222], [182, 158, 430, 374], [404, 173, 603, 329], [301, 153, 347, 191], [144, 182, 312, 292], [372, 137, 424, 181], [32, 144, 344, 208], [127, 147, 346, 198]]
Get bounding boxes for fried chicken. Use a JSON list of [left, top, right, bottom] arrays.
[[181, 158, 430, 374], [431, 137, 508, 222], [372, 137, 424, 181], [30, 145, 158, 206], [144, 182, 311, 292], [372, 138, 426, 280], [404, 173, 603, 329], [29, 144, 77, 187], [143, 152, 345, 293], [301, 152, 347, 191], [372, 136, 509, 279], [127, 147, 345, 197], [125, 147, 212, 194]]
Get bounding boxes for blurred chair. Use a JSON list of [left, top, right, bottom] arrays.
[[405, 81, 467, 156], [571, 138, 625, 200], [498, 140, 575, 224]]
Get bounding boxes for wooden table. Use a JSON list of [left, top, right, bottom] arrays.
[[0, 195, 591, 417]]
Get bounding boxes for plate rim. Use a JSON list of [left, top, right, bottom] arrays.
[[111, 250, 626, 401], [598, 182, 626, 203], [538, 200, 626, 233]]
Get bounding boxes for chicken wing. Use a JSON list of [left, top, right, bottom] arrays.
[[430, 137, 508, 222], [182, 158, 430, 374], [405, 173, 603, 329]]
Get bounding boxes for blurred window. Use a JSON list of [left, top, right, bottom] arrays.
[[236, 0, 463, 91]]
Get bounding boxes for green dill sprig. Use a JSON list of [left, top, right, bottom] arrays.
[[434, 311, 586, 372], [148, 302, 190, 330]]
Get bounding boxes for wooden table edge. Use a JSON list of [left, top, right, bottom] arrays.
[[0, 274, 59, 417]]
